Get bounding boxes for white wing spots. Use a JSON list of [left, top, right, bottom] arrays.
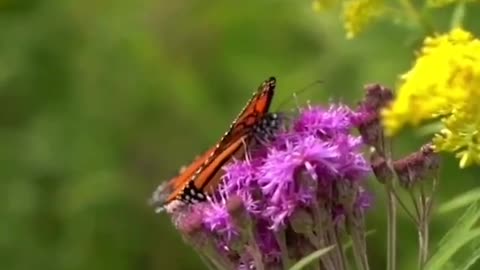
[[178, 181, 208, 204], [190, 198, 199, 204]]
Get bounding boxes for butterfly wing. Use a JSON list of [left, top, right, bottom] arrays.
[[178, 137, 246, 204], [150, 145, 217, 208], [185, 77, 276, 194], [218, 77, 276, 148], [152, 77, 277, 211]]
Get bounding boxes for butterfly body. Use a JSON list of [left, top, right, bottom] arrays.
[[152, 77, 279, 212]]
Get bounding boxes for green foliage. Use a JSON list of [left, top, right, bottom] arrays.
[[438, 188, 480, 214], [426, 202, 480, 270], [288, 246, 334, 270]]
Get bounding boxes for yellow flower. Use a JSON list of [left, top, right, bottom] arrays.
[[343, 0, 385, 39], [382, 28, 480, 167]]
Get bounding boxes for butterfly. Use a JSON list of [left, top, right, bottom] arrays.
[[151, 77, 280, 212]]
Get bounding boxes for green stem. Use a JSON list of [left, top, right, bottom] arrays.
[[326, 222, 345, 270], [275, 230, 291, 270], [384, 136, 397, 270], [334, 228, 349, 270], [385, 183, 397, 270], [312, 204, 339, 270], [418, 214, 429, 270], [417, 184, 432, 269], [450, 0, 466, 29], [348, 217, 370, 270]]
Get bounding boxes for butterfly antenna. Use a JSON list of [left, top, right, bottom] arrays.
[[276, 79, 324, 110]]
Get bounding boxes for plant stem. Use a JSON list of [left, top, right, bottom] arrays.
[[348, 217, 370, 270], [334, 228, 349, 270], [418, 215, 429, 270], [417, 185, 431, 269], [385, 182, 397, 270], [450, 0, 466, 29], [383, 135, 397, 270], [312, 204, 338, 270], [275, 230, 291, 270], [325, 223, 345, 270]]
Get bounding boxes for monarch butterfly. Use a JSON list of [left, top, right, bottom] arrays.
[[151, 77, 280, 212]]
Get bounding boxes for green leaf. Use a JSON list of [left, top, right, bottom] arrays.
[[438, 202, 480, 250], [456, 246, 480, 270], [438, 189, 480, 214], [425, 202, 480, 270], [288, 246, 335, 270], [426, 228, 480, 270]]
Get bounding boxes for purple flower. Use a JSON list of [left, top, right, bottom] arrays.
[[222, 159, 256, 194], [158, 103, 373, 270], [257, 135, 341, 229], [202, 195, 238, 242], [334, 134, 370, 180], [221, 160, 263, 214], [294, 105, 355, 137]]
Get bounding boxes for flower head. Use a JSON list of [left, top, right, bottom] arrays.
[[294, 105, 355, 137], [343, 0, 385, 39], [202, 195, 239, 242], [258, 135, 340, 229], [158, 104, 372, 269], [382, 28, 480, 167]]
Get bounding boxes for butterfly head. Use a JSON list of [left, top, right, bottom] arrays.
[[253, 112, 286, 144]]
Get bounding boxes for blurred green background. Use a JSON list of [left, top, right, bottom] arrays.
[[2, 0, 480, 269]]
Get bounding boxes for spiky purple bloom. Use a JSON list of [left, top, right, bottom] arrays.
[[162, 104, 372, 270], [257, 135, 340, 229], [202, 195, 239, 242], [294, 105, 355, 136]]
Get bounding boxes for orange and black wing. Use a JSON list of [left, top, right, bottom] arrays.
[[217, 77, 276, 149], [152, 77, 277, 211], [182, 77, 277, 198], [150, 145, 217, 208], [178, 137, 246, 204]]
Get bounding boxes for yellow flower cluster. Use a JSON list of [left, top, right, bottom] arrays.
[[343, 0, 385, 39], [382, 28, 480, 167]]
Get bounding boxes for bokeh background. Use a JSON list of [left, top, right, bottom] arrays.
[[2, 1, 480, 269]]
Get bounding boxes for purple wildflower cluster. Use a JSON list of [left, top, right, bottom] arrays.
[[170, 105, 372, 269]]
